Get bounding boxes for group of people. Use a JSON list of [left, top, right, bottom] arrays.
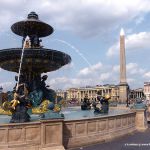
[[81, 94, 111, 114]]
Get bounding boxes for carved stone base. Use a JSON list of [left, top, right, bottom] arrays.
[[135, 109, 148, 131], [0, 119, 64, 150], [146, 105, 150, 122]]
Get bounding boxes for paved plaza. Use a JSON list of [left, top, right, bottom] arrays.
[[72, 124, 150, 150]]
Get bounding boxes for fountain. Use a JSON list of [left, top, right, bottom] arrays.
[[0, 12, 71, 122], [0, 12, 137, 150]]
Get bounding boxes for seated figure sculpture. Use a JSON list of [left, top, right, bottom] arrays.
[[11, 83, 32, 123], [3, 83, 31, 123], [93, 95, 110, 114], [2, 74, 32, 123], [10, 92, 20, 110], [81, 95, 91, 110]]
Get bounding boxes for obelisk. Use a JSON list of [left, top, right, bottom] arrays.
[[119, 28, 128, 103]]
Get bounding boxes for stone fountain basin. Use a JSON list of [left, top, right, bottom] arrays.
[[0, 48, 71, 73], [0, 108, 136, 149]]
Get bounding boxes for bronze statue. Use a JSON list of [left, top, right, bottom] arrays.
[[81, 94, 91, 110], [93, 94, 110, 114]]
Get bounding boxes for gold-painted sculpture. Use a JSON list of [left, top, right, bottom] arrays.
[[53, 104, 61, 112], [32, 100, 62, 114], [0, 104, 12, 115], [1, 99, 63, 115], [1, 92, 20, 115], [32, 100, 50, 114], [10, 93, 20, 110], [104, 94, 111, 100], [0, 89, 64, 115], [1, 83, 29, 115]]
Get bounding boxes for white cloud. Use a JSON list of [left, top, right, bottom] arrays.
[[112, 65, 119, 72], [143, 71, 150, 78], [107, 43, 119, 57], [60, 62, 74, 70], [127, 78, 135, 84], [135, 16, 144, 25], [107, 32, 150, 57], [127, 63, 145, 75], [0, 0, 150, 37], [99, 72, 111, 81], [78, 62, 102, 76], [46, 61, 147, 90], [0, 61, 146, 91], [47, 62, 118, 89], [47, 77, 82, 89]]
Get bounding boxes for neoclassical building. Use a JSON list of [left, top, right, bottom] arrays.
[[144, 82, 150, 101], [56, 85, 145, 103], [55, 89, 67, 100], [65, 84, 119, 102], [129, 88, 145, 100]]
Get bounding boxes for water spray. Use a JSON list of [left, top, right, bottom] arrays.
[[16, 36, 30, 90], [52, 39, 92, 67]]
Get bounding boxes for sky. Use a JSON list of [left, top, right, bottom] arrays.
[[0, 0, 150, 91]]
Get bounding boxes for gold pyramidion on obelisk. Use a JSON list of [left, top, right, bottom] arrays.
[[119, 28, 129, 104]]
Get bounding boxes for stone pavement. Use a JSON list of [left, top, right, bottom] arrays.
[[72, 124, 150, 150]]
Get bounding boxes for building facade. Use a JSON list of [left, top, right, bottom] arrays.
[[66, 85, 119, 102], [56, 85, 145, 104], [144, 82, 150, 101], [129, 88, 145, 102], [56, 89, 67, 100]]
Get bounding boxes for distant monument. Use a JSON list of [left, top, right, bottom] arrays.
[[119, 28, 129, 104]]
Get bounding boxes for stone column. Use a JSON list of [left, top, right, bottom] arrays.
[[119, 28, 128, 103], [120, 28, 126, 83], [101, 89, 103, 96], [135, 109, 148, 131], [146, 105, 150, 122], [79, 91, 81, 102]]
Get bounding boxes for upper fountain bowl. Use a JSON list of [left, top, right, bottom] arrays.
[[11, 12, 54, 37], [0, 48, 71, 73]]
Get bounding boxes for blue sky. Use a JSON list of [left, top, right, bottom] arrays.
[[1, 0, 150, 91]]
